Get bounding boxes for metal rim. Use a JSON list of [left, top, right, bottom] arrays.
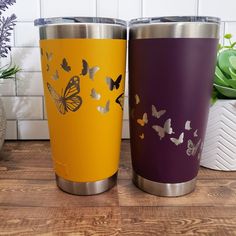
[[133, 171, 197, 197], [129, 16, 220, 26], [34, 16, 127, 27], [56, 172, 117, 195]]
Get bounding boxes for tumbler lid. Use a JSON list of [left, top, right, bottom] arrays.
[[129, 16, 220, 26], [34, 16, 127, 27], [129, 16, 220, 39]]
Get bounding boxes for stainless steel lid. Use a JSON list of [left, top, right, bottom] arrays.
[[34, 17, 127, 40], [129, 16, 220, 39], [34, 16, 127, 27]]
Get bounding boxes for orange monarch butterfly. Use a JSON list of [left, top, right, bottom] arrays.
[[47, 76, 82, 115]]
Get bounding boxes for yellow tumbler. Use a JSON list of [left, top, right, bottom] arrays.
[[35, 17, 127, 195]]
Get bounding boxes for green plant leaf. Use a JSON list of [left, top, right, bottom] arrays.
[[214, 83, 236, 98], [229, 56, 236, 69], [218, 49, 236, 75], [224, 34, 232, 39], [227, 79, 236, 89], [229, 67, 236, 80], [231, 42, 236, 48], [214, 66, 230, 86]]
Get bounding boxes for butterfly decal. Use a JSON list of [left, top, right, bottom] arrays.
[[137, 113, 148, 126], [97, 100, 110, 114], [81, 59, 100, 80], [45, 52, 53, 72], [116, 93, 124, 110], [194, 129, 198, 137], [152, 105, 166, 119], [90, 88, 101, 100], [46, 52, 53, 61], [170, 132, 184, 146], [185, 120, 192, 130], [186, 139, 201, 157], [47, 76, 82, 115], [130, 108, 135, 119], [139, 133, 144, 139], [61, 58, 71, 72], [52, 70, 59, 80], [106, 75, 122, 91], [152, 118, 174, 140], [135, 94, 140, 105]]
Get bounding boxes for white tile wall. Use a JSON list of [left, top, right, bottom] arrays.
[[1, 97, 43, 120], [41, 0, 96, 18], [118, 0, 142, 20], [1, 0, 235, 140], [97, 0, 119, 18], [16, 72, 44, 96], [6, 121, 17, 140], [143, 0, 198, 17], [3, 0, 40, 21], [18, 120, 49, 139], [198, 0, 236, 21], [15, 22, 39, 47], [0, 79, 16, 96]]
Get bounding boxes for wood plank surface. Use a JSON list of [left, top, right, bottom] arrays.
[[0, 140, 236, 235]]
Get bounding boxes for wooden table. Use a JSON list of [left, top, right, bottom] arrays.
[[0, 141, 236, 235]]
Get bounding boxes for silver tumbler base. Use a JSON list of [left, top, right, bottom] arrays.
[[56, 172, 117, 195], [133, 171, 196, 197]]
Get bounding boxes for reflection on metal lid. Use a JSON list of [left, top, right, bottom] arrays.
[[34, 16, 127, 27]]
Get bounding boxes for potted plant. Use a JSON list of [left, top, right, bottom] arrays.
[[201, 34, 236, 170], [0, 0, 20, 149]]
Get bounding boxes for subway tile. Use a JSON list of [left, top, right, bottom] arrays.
[[122, 119, 130, 139], [1, 96, 43, 120], [1, 48, 41, 72], [0, 79, 16, 96], [11, 47, 41, 71], [43, 97, 47, 120], [3, 0, 40, 21], [118, 0, 142, 20], [18, 120, 49, 140], [97, 0, 118, 18], [15, 22, 39, 47], [6, 120, 17, 140], [16, 72, 44, 96], [143, 0, 197, 17], [123, 96, 129, 120], [199, 0, 236, 21], [41, 0, 96, 18]]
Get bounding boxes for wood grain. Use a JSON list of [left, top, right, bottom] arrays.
[[0, 140, 236, 235], [120, 206, 236, 236]]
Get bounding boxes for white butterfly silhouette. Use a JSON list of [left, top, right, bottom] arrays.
[[90, 88, 101, 100], [135, 94, 140, 105], [97, 100, 110, 114], [185, 120, 192, 130], [194, 129, 198, 137], [152, 105, 166, 119], [170, 132, 184, 146], [152, 118, 174, 140], [52, 70, 59, 80], [186, 139, 201, 156], [81, 59, 100, 80]]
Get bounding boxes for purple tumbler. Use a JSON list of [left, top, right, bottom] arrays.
[[129, 16, 220, 196]]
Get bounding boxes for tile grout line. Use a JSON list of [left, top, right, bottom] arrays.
[[141, 0, 143, 17], [196, 0, 199, 16]]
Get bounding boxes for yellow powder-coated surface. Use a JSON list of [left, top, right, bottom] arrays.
[[40, 39, 126, 182]]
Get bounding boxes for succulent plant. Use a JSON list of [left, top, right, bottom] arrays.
[[212, 34, 236, 102]]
